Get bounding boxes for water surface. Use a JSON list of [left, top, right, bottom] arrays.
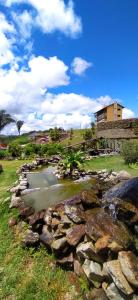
[[23, 166, 93, 211]]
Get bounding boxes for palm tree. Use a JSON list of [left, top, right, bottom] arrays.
[[62, 150, 84, 176], [16, 120, 24, 135], [0, 110, 15, 133]]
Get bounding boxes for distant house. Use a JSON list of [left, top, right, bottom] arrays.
[[0, 143, 7, 150], [94, 102, 124, 123]]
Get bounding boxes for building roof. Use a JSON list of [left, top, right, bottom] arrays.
[[94, 102, 124, 115]]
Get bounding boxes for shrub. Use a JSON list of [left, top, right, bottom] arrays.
[[121, 141, 138, 164], [24, 143, 41, 157], [83, 129, 92, 141], [41, 143, 64, 156], [8, 142, 22, 158], [0, 150, 6, 159]]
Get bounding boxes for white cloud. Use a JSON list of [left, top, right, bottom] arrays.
[[4, 0, 82, 38], [0, 55, 69, 115], [122, 108, 135, 119], [0, 13, 15, 66], [12, 10, 33, 39], [71, 57, 92, 75]]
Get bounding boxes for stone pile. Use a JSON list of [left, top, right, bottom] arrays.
[[9, 161, 138, 300]]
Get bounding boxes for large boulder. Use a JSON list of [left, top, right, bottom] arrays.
[[103, 260, 134, 295], [104, 177, 138, 208], [118, 251, 138, 288], [85, 208, 133, 252], [82, 259, 105, 287]]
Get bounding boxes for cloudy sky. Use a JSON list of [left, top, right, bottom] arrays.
[[0, 0, 138, 134]]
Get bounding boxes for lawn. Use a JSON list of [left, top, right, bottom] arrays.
[[84, 155, 138, 177], [0, 160, 81, 300]]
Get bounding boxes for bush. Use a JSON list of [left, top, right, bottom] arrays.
[[121, 141, 138, 164], [8, 142, 22, 158], [83, 129, 92, 141], [41, 143, 64, 156], [24, 143, 41, 157], [0, 150, 6, 159]]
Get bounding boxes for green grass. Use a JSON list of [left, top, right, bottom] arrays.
[[84, 155, 138, 177], [0, 160, 81, 300], [61, 129, 86, 146]]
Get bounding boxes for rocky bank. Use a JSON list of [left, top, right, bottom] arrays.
[[9, 158, 138, 300]]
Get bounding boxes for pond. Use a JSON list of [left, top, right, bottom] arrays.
[[22, 166, 94, 211]]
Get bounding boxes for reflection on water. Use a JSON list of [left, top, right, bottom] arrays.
[[23, 166, 93, 211]]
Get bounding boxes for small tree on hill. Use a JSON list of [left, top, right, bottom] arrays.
[[83, 129, 92, 141]]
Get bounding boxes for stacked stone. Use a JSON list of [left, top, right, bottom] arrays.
[[9, 171, 138, 299]]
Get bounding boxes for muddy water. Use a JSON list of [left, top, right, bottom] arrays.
[[22, 167, 94, 211]]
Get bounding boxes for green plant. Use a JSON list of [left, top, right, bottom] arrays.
[[49, 127, 62, 142], [0, 110, 15, 133], [24, 143, 41, 157], [62, 150, 84, 175], [8, 142, 22, 158], [83, 129, 92, 141], [0, 150, 6, 159], [41, 143, 64, 156], [121, 141, 138, 164]]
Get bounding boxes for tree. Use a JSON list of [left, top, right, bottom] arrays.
[[62, 150, 84, 175], [69, 128, 74, 140], [90, 122, 95, 136], [16, 120, 24, 135], [49, 127, 61, 142], [83, 129, 92, 141], [0, 110, 15, 133]]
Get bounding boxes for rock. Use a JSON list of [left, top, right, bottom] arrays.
[[44, 210, 52, 225], [80, 190, 100, 208], [76, 241, 103, 263], [51, 237, 67, 254], [117, 170, 131, 180], [18, 185, 27, 191], [102, 282, 126, 300], [19, 180, 28, 186], [28, 210, 45, 226], [85, 288, 108, 300], [56, 252, 74, 269], [103, 260, 134, 295], [23, 229, 39, 247], [82, 259, 105, 287], [51, 218, 60, 229], [85, 208, 133, 251], [39, 226, 53, 249], [73, 258, 85, 276], [8, 217, 17, 227], [10, 194, 23, 208], [19, 205, 35, 218], [10, 186, 19, 193], [66, 224, 85, 246], [103, 177, 138, 208], [118, 251, 138, 288], [65, 205, 85, 224]]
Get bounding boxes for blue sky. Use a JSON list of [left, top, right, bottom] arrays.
[[0, 0, 137, 133]]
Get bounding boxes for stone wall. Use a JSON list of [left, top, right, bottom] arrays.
[[97, 118, 138, 139]]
